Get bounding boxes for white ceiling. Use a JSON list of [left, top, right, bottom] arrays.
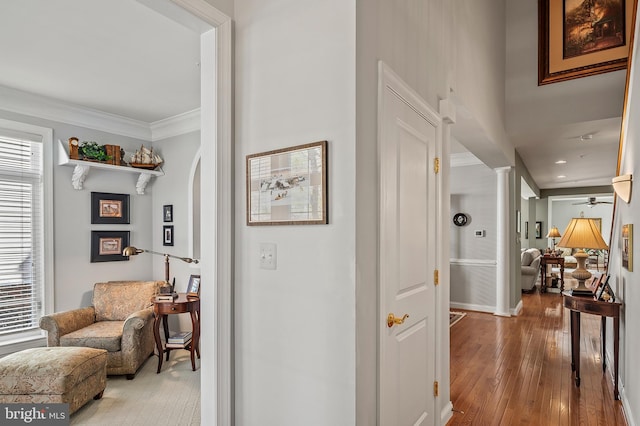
[[0, 0, 200, 123], [0, 1, 626, 191]]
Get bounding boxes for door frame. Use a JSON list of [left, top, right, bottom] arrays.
[[165, 1, 233, 425], [377, 61, 449, 425]]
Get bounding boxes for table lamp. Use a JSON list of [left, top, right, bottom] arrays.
[[122, 246, 199, 290], [556, 217, 608, 294], [546, 226, 562, 251]]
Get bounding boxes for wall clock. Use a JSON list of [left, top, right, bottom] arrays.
[[453, 213, 468, 227]]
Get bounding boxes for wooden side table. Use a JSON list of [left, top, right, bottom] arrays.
[[562, 292, 621, 399], [152, 293, 200, 373], [539, 255, 564, 292]]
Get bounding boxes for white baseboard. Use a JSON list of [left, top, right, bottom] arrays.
[[450, 301, 495, 314], [440, 401, 453, 425]]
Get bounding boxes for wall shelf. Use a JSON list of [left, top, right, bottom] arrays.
[[57, 139, 164, 194]]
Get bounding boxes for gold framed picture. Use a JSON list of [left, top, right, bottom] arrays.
[[538, 0, 634, 85], [246, 141, 328, 225]]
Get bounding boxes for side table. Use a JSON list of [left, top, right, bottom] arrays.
[[562, 291, 621, 399], [153, 293, 200, 373], [539, 255, 564, 292]]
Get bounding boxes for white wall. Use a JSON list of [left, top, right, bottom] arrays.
[[608, 3, 640, 421], [234, 1, 356, 424], [450, 164, 498, 311], [0, 109, 155, 312], [550, 198, 613, 248], [150, 131, 201, 332]]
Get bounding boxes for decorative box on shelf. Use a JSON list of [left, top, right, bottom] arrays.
[[57, 139, 163, 195]]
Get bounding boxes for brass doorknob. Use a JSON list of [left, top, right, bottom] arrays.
[[387, 313, 409, 328]]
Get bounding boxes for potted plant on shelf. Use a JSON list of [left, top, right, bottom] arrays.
[[79, 141, 112, 163]]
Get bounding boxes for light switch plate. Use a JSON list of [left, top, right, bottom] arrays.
[[259, 243, 277, 270]]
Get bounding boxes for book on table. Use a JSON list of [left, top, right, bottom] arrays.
[[168, 331, 192, 344], [165, 338, 192, 349], [155, 292, 178, 301]]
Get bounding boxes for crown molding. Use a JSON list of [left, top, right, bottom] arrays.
[[0, 85, 152, 140], [0, 85, 200, 141], [150, 108, 200, 141], [450, 151, 483, 168]]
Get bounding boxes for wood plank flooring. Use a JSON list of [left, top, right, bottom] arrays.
[[448, 291, 627, 425]]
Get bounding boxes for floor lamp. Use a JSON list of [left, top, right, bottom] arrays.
[[556, 217, 608, 294], [123, 246, 199, 290]]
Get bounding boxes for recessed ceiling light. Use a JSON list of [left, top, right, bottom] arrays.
[[555, 160, 567, 164], [557, 175, 567, 178], [579, 134, 593, 141]]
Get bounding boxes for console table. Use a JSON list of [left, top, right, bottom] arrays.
[[540, 256, 564, 292], [153, 293, 200, 373], [562, 292, 621, 399]]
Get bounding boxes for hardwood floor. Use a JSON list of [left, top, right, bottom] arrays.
[[448, 290, 627, 425]]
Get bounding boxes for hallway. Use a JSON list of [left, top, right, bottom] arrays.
[[448, 291, 626, 425]]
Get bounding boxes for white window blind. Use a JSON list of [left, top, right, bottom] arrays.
[[0, 132, 44, 335]]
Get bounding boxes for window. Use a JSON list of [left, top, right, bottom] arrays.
[[0, 119, 52, 350]]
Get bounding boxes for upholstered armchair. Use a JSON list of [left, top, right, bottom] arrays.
[[40, 281, 164, 379], [521, 248, 542, 292]]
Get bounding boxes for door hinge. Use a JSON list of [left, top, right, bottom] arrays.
[[434, 157, 440, 174], [434, 381, 439, 397], [434, 269, 439, 286]]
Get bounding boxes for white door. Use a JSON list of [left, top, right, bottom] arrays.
[[379, 63, 440, 426]]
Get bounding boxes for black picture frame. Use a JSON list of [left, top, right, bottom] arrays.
[[91, 192, 130, 224], [91, 230, 130, 263], [525, 221, 529, 239], [163, 205, 173, 222], [535, 221, 543, 239], [163, 225, 174, 246], [186, 274, 201, 297]]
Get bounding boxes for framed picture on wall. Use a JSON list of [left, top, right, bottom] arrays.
[[516, 210, 521, 233], [538, 0, 633, 85], [622, 224, 633, 271], [535, 221, 542, 239], [91, 192, 130, 224], [91, 230, 130, 262], [246, 141, 328, 226], [525, 221, 529, 239], [163, 225, 174, 246], [163, 205, 173, 222]]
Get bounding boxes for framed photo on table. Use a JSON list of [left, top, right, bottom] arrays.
[[538, 0, 634, 85], [186, 274, 201, 297], [91, 192, 130, 224]]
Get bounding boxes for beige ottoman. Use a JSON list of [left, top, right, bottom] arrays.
[[0, 347, 107, 415]]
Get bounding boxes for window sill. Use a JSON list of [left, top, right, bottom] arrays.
[[0, 334, 46, 357]]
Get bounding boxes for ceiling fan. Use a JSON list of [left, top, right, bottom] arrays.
[[572, 197, 613, 207]]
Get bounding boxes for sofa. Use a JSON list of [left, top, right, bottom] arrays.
[[39, 280, 164, 379], [521, 248, 542, 292], [556, 247, 578, 268]]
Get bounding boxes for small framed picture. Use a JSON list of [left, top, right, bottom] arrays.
[[535, 221, 542, 239], [91, 230, 130, 262], [163, 225, 174, 246], [590, 272, 604, 292], [186, 274, 201, 297], [91, 192, 130, 224], [163, 205, 173, 222]]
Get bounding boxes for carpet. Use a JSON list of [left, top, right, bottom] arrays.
[[449, 311, 466, 327], [71, 351, 200, 425]]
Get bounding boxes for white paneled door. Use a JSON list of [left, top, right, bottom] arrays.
[[378, 63, 440, 426]]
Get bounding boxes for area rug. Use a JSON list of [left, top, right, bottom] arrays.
[[449, 311, 466, 327]]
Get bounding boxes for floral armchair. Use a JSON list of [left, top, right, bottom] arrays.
[[39, 281, 164, 379]]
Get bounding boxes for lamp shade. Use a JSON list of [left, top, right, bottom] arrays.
[[557, 218, 608, 250], [546, 226, 561, 239]]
